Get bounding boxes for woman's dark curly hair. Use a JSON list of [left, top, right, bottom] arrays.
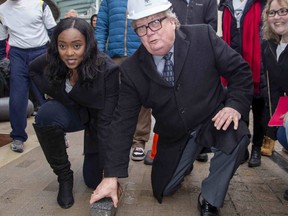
[[45, 17, 104, 87]]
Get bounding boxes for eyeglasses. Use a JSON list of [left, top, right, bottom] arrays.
[[267, 8, 288, 17], [134, 17, 167, 37]]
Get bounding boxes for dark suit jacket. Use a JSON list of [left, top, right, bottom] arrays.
[[104, 24, 253, 202], [29, 52, 119, 154]]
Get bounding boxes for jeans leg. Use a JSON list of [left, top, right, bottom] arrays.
[[35, 100, 84, 132], [277, 127, 288, 150], [83, 153, 104, 189], [9, 47, 29, 141]]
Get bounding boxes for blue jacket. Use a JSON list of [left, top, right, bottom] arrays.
[[95, 0, 141, 58]]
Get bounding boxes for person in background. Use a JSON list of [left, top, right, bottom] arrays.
[[90, 14, 97, 30], [64, 9, 78, 18], [261, 0, 288, 200], [90, 0, 253, 215], [0, 0, 56, 153], [29, 17, 119, 209], [219, 0, 268, 167], [95, 0, 151, 161], [144, 0, 219, 165]]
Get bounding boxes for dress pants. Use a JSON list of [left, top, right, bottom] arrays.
[[163, 130, 249, 208]]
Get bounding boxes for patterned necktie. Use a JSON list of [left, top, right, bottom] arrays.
[[162, 52, 174, 86]]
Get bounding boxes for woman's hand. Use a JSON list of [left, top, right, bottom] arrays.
[[212, 107, 241, 130]]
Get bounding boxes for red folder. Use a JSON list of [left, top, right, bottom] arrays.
[[268, 96, 288, 127]]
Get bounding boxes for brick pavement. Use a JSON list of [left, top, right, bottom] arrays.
[[0, 118, 288, 216]]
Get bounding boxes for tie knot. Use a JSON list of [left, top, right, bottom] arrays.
[[163, 52, 172, 61]]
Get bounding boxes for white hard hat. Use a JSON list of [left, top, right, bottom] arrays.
[[127, 0, 172, 20]]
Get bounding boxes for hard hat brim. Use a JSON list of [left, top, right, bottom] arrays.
[[128, 3, 172, 20]]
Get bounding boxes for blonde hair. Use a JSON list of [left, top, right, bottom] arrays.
[[262, 0, 288, 43]]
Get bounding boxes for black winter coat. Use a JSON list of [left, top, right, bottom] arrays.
[[104, 25, 253, 202], [170, 0, 218, 31], [29, 52, 119, 154], [263, 40, 288, 114]]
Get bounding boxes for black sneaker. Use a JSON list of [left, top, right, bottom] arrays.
[[131, 147, 145, 161]]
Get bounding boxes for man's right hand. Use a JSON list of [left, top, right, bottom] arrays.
[[90, 177, 119, 207]]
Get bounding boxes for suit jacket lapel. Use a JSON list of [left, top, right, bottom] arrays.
[[174, 29, 190, 82], [138, 45, 169, 86]]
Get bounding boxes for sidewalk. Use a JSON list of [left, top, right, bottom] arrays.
[[0, 117, 288, 216]]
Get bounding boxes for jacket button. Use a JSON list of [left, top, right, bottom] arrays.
[[176, 84, 181, 91], [179, 108, 185, 114]]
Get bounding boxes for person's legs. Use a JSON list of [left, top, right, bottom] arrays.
[[83, 153, 104, 189], [9, 47, 29, 143], [131, 107, 151, 161], [249, 96, 266, 167], [201, 135, 249, 208], [278, 120, 288, 201], [34, 100, 84, 208], [277, 126, 288, 151]]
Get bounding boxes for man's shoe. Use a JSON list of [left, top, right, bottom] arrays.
[[196, 153, 208, 162], [261, 136, 275, 156], [248, 146, 261, 167], [144, 150, 153, 165], [284, 189, 288, 201], [240, 148, 249, 164], [131, 147, 145, 161], [10, 140, 24, 153], [198, 194, 219, 216]]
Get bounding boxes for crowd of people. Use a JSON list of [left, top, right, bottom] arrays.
[[0, 0, 287, 215]]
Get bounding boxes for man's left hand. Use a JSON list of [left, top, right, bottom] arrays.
[[212, 107, 241, 130]]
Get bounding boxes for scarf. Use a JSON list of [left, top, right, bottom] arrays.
[[222, 0, 262, 93]]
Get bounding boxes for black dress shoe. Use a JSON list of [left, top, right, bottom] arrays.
[[198, 194, 219, 216], [196, 153, 208, 162], [248, 146, 261, 167]]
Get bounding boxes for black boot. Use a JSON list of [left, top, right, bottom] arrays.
[[248, 146, 261, 167], [33, 124, 74, 209]]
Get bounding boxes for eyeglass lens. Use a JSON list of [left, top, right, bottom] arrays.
[[267, 8, 288, 17], [135, 17, 166, 37]]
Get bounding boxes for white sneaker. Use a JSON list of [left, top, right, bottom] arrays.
[[131, 147, 145, 161], [11, 140, 24, 153]]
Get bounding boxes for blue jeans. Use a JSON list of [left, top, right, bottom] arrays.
[[9, 45, 47, 141], [35, 100, 102, 189], [277, 120, 288, 150]]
